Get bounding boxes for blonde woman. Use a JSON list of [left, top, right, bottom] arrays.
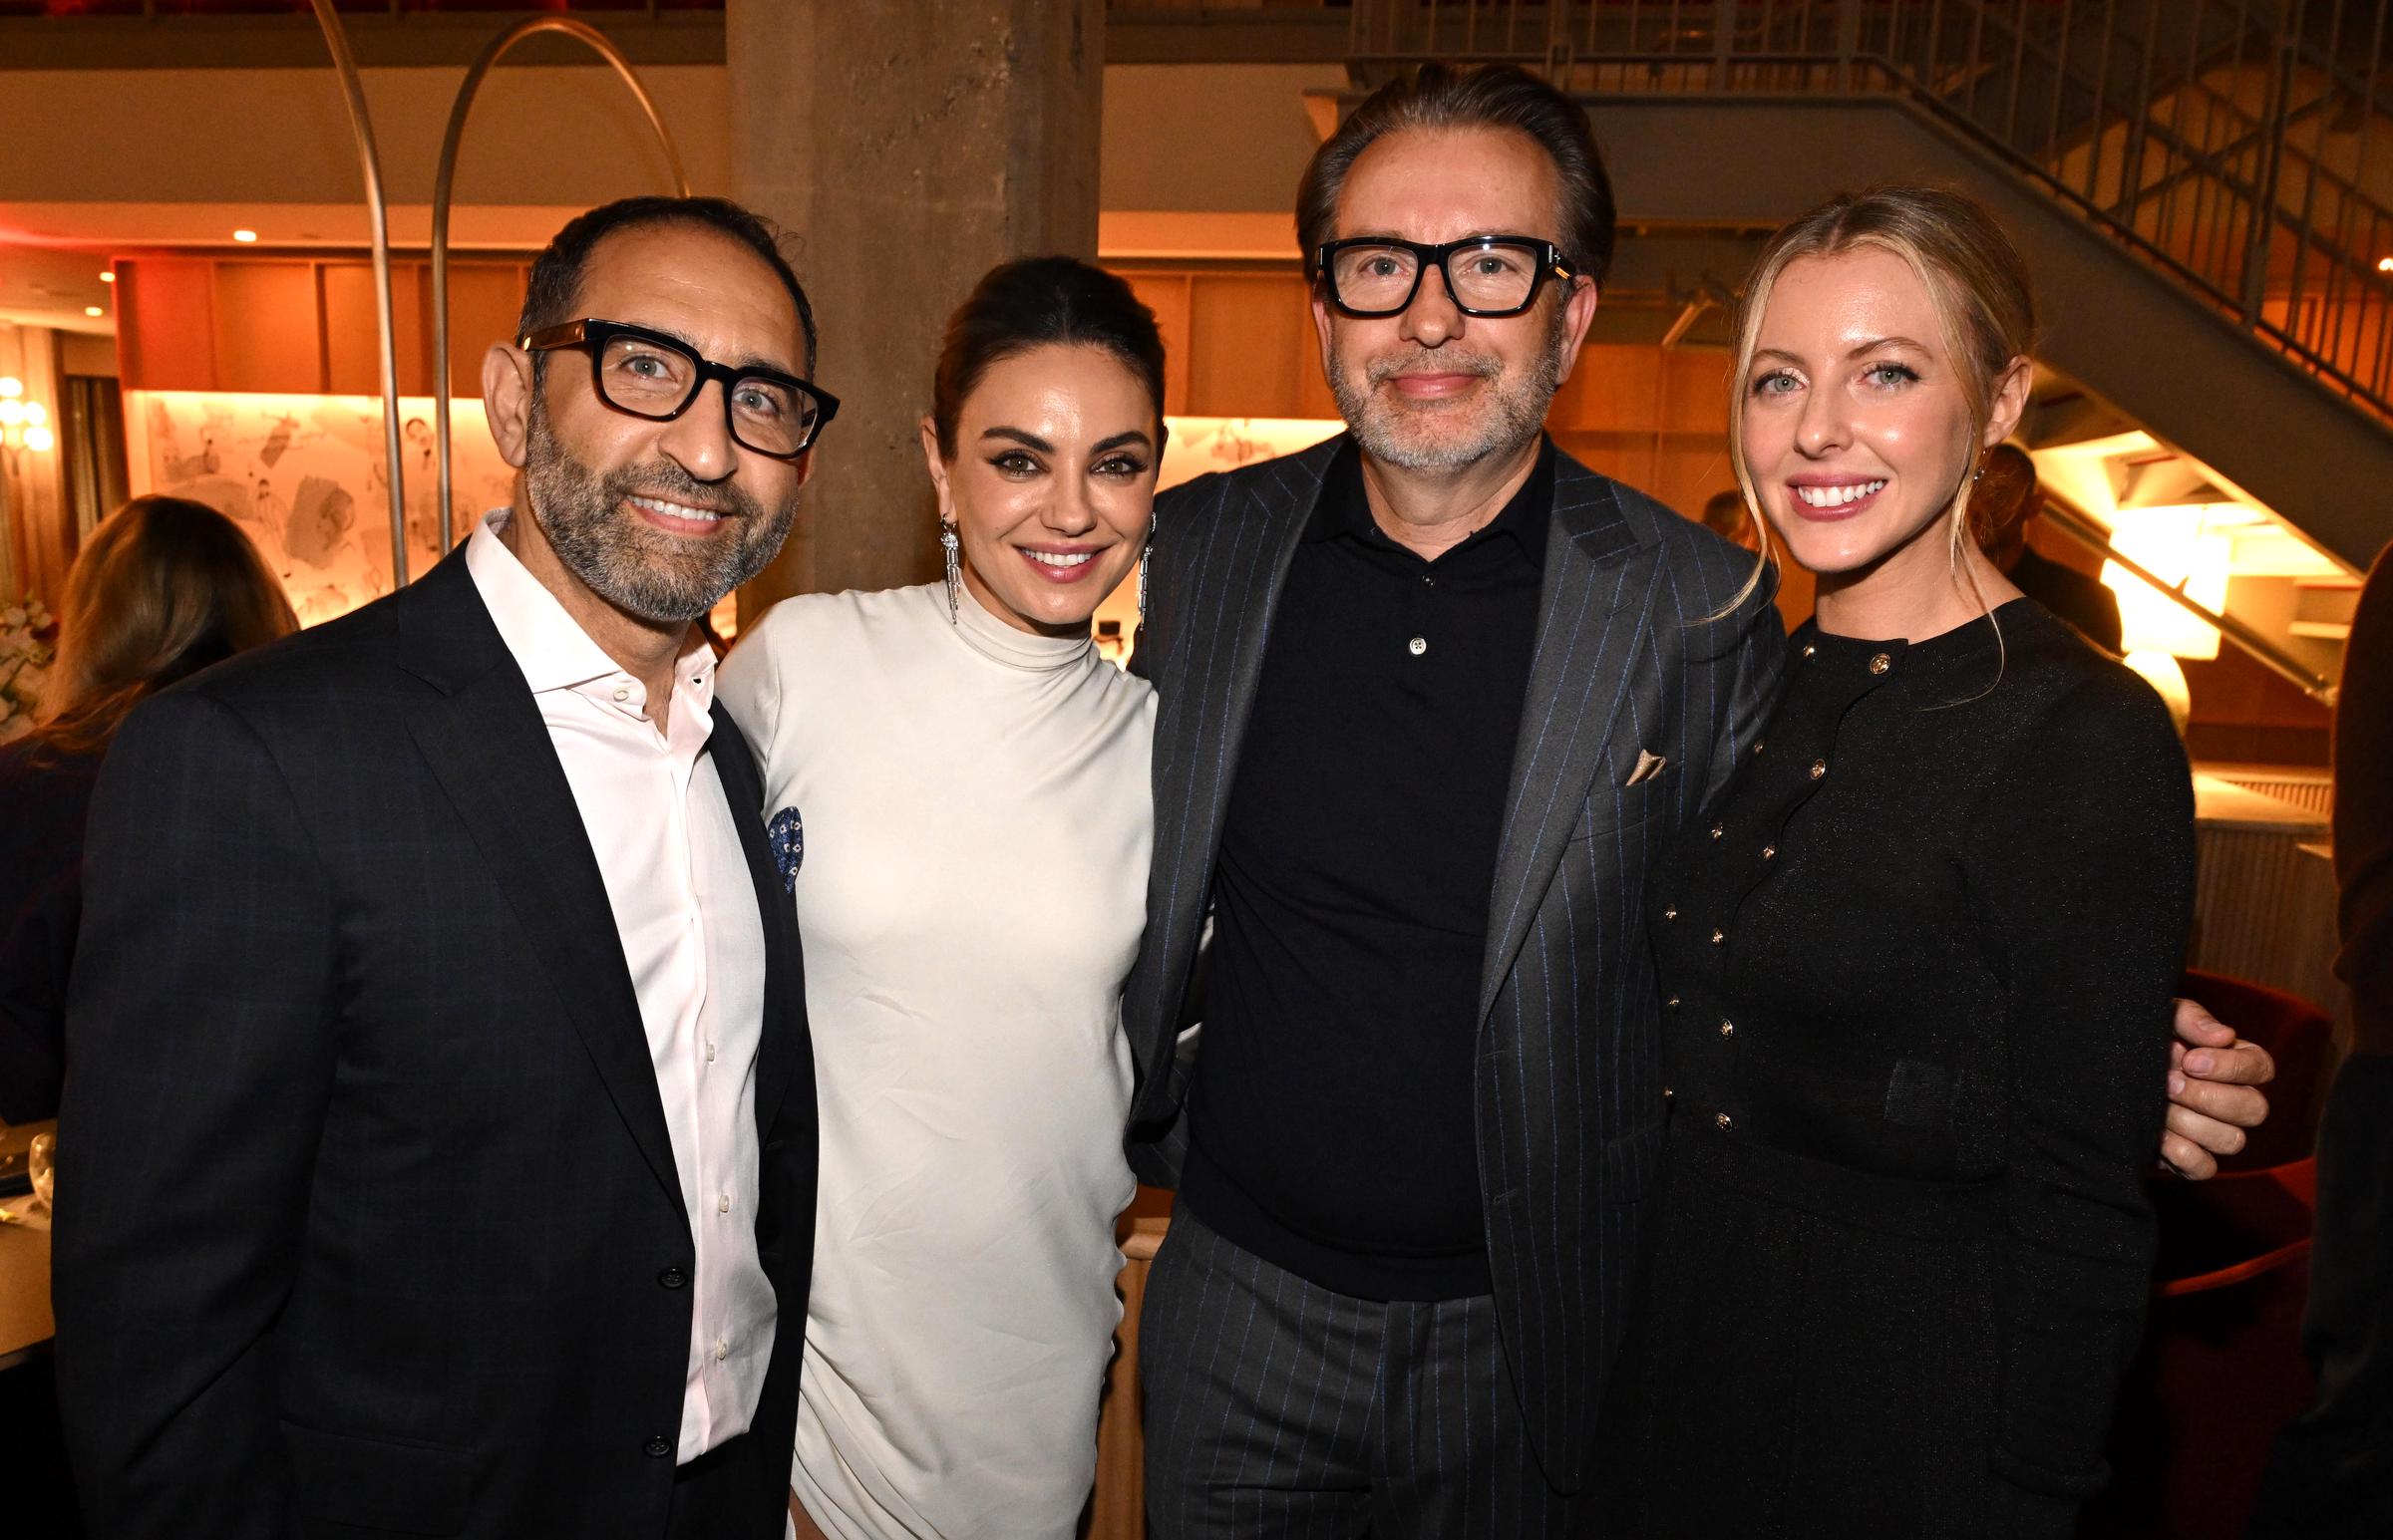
[[0, 495, 295, 1122], [1603, 186, 2195, 1537]]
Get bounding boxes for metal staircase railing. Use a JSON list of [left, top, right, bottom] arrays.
[[1348, 0, 2393, 423]]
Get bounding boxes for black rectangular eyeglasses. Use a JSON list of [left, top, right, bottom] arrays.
[[1314, 236, 1576, 319], [518, 318, 841, 460]]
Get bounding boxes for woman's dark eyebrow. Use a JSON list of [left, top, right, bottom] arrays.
[[1091, 431, 1154, 454], [980, 427, 1055, 453]]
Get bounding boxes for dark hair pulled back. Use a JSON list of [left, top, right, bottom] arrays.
[[929, 256, 1166, 460]]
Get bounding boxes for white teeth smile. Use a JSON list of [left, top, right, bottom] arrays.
[[631, 495, 724, 522], [1795, 479, 1886, 507], [1025, 550, 1095, 568]]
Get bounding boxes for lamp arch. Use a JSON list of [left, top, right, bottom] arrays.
[[430, 17, 692, 555]]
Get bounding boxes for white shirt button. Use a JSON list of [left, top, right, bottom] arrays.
[[705, 1040, 716, 1063], [715, 1336, 729, 1362], [613, 686, 630, 703], [1408, 636, 1428, 657], [718, 1193, 731, 1214]]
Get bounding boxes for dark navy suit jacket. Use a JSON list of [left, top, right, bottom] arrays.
[[54, 548, 816, 1538]]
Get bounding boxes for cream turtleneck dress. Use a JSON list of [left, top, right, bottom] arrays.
[[716, 581, 1154, 1540]]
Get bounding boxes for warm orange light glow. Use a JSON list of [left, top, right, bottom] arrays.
[[2380, 255, 2393, 273], [99, 270, 115, 282], [233, 229, 258, 243], [85, 305, 104, 317]]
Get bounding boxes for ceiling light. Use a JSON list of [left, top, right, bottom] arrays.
[[233, 229, 258, 243], [99, 270, 115, 282], [0, 377, 19, 398], [22, 425, 53, 454], [85, 305, 104, 317], [2380, 255, 2393, 273]]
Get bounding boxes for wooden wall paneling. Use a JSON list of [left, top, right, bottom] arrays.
[[321, 259, 429, 398], [1186, 272, 1312, 419], [1553, 344, 1663, 433], [444, 261, 532, 401], [210, 260, 324, 395], [1664, 349, 1732, 433], [1122, 271, 1194, 417], [114, 257, 218, 392]]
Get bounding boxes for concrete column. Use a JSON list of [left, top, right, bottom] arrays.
[[728, 0, 1104, 610]]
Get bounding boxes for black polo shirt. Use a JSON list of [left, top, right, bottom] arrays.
[[1180, 437, 1552, 1302]]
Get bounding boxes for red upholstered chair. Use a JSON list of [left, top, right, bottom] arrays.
[[2178, 968, 2333, 1172], [2090, 1158, 2317, 1540]]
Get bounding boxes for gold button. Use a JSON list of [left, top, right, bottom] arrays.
[[1715, 1111, 1734, 1130], [1710, 928, 1725, 945], [1663, 905, 1678, 921], [1753, 740, 1766, 755], [1870, 652, 1891, 675], [1761, 844, 1777, 860], [1719, 1019, 1735, 1038], [1666, 995, 1682, 1010], [1663, 1086, 1675, 1100], [1709, 824, 1725, 840], [1803, 644, 1817, 658], [1809, 759, 1828, 779]]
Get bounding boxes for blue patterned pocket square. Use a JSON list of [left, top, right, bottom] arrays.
[[767, 806, 804, 893]]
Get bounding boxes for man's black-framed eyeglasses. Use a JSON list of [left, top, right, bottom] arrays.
[[517, 318, 840, 460], [1314, 236, 1577, 319]]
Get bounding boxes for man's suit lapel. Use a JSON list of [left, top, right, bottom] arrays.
[[1477, 457, 1665, 1026], [1150, 438, 1337, 958], [393, 550, 688, 1226], [707, 701, 801, 1140]]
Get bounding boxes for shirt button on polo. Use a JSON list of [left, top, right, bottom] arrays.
[[715, 1336, 730, 1362], [718, 1193, 732, 1214], [658, 1266, 687, 1290], [1408, 636, 1428, 657], [644, 1434, 672, 1459], [613, 686, 631, 703]]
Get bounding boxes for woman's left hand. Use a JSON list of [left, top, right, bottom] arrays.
[[2160, 997, 2276, 1179]]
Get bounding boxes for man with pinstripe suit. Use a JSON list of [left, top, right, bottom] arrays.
[[1124, 65, 2272, 1536]]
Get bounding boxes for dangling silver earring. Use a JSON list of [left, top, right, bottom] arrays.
[[940, 517, 961, 624], [1137, 521, 1155, 625]]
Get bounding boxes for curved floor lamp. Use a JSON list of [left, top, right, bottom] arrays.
[[305, 0, 410, 588], [430, 18, 691, 556]]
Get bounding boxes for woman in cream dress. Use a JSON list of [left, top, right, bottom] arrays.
[[717, 257, 1164, 1540]]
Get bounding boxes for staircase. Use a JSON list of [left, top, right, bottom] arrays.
[[1344, 0, 2393, 573]]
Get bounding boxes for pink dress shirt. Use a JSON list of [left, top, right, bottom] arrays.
[[467, 509, 774, 1462]]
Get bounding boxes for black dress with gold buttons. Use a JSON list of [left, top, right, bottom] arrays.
[[1600, 599, 2195, 1539]]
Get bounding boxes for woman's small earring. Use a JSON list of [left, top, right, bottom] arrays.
[[1972, 463, 1986, 483], [1137, 529, 1154, 624], [940, 518, 962, 624]]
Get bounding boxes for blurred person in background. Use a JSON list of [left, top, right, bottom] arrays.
[[1974, 441, 2123, 655], [0, 495, 295, 1124], [2251, 540, 2393, 1538], [1701, 486, 1762, 551]]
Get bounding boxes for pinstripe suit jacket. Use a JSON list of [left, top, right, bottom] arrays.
[[1123, 435, 1786, 1492]]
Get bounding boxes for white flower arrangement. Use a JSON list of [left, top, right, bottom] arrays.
[[0, 595, 57, 745]]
